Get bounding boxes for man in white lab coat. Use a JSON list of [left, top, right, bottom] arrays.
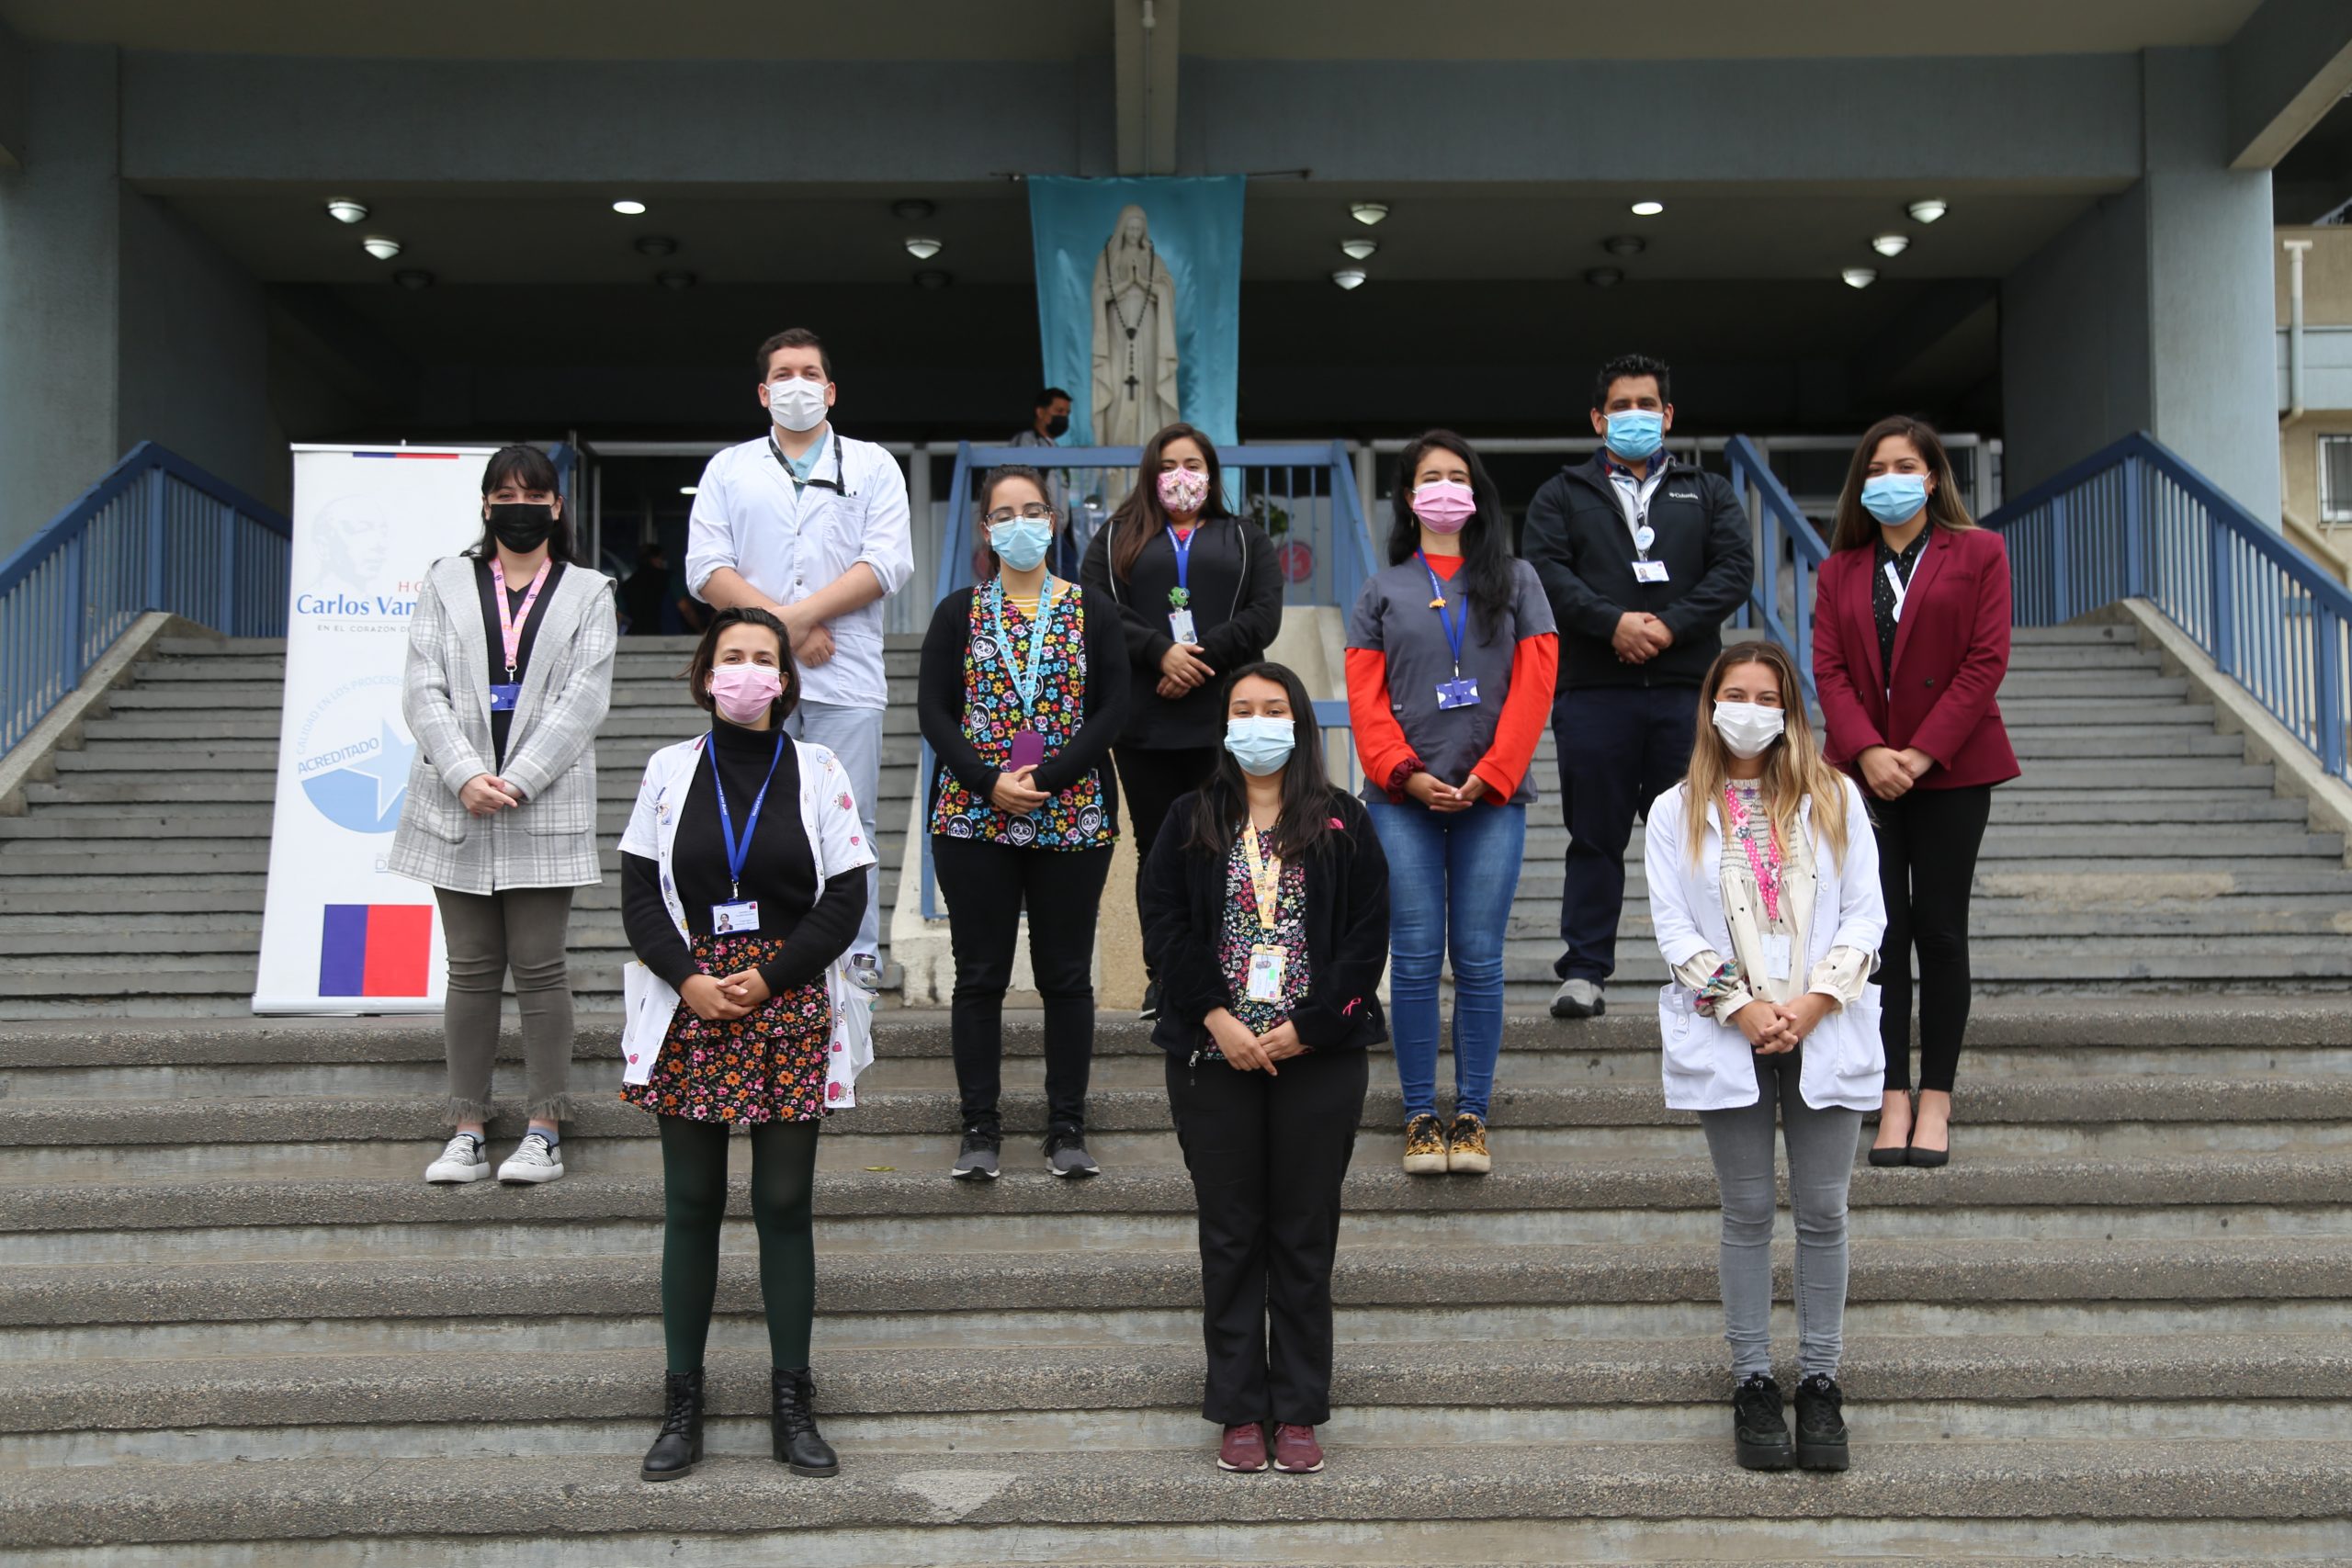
[[685, 327, 914, 986]]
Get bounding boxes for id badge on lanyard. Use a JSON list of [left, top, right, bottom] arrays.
[[489, 557, 552, 714], [1631, 520, 1669, 582], [709, 731, 786, 935], [1240, 826, 1287, 1001], [1419, 551, 1480, 710], [1167, 525, 1199, 644], [991, 579, 1058, 784]]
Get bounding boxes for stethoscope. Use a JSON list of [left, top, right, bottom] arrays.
[[765, 429, 853, 498]]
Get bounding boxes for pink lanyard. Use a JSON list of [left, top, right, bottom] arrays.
[[489, 558, 552, 680], [1721, 785, 1785, 924]]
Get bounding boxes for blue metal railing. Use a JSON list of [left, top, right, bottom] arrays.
[[920, 442, 1378, 918], [1724, 434, 1833, 703], [0, 443, 290, 755], [1983, 431, 2352, 784]]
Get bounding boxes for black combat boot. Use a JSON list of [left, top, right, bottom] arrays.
[[639, 1368, 704, 1482], [773, 1366, 840, 1476]]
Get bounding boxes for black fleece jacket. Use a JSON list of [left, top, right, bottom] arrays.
[[1080, 513, 1284, 750]]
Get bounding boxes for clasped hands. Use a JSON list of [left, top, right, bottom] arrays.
[[775, 602, 834, 668], [1158, 640, 1216, 700], [1405, 770, 1488, 814], [680, 969, 773, 1021], [1730, 992, 1836, 1056], [1205, 1009, 1307, 1075], [1611, 612, 1675, 665], [458, 773, 526, 818], [1857, 744, 1936, 801]]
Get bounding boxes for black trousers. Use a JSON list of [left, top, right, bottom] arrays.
[[931, 836, 1114, 1134], [1871, 784, 1994, 1093], [1165, 1047, 1369, 1427], [1554, 684, 1699, 983], [1115, 745, 1219, 976]]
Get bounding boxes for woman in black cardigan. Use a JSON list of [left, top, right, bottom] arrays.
[[1081, 423, 1285, 1019], [1139, 660, 1390, 1480]]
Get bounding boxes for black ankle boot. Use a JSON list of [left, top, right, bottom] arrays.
[[639, 1368, 704, 1482], [1731, 1372, 1792, 1471], [772, 1366, 839, 1476], [1793, 1373, 1850, 1471]]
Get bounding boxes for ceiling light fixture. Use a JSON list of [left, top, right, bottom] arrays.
[[679, 485, 699, 496], [611, 199, 648, 216], [1603, 235, 1645, 256], [1842, 266, 1878, 289], [634, 235, 678, 257], [361, 236, 402, 261], [893, 198, 937, 221], [1340, 238, 1378, 260], [1585, 266, 1623, 288], [656, 269, 697, 289], [392, 268, 434, 290], [1331, 267, 1367, 290], [1906, 198, 1947, 223], [325, 197, 368, 224], [904, 236, 944, 260], [1871, 233, 1910, 257], [1349, 202, 1389, 226], [1630, 199, 1665, 217]]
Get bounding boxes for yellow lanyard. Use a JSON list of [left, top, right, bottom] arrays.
[[1239, 823, 1282, 932]]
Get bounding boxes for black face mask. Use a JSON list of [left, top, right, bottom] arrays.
[[1045, 414, 1070, 438], [486, 502, 556, 553]]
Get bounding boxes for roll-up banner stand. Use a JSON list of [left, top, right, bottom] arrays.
[[252, 446, 498, 1014]]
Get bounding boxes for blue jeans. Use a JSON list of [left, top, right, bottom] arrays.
[[1366, 799, 1526, 1123]]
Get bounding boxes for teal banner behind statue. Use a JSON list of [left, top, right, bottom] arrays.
[[1027, 175, 1245, 447]]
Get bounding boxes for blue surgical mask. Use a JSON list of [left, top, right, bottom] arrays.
[[1224, 716, 1296, 777], [989, 518, 1053, 572], [1860, 473, 1930, 526], [1604, 408, 1664, 461]]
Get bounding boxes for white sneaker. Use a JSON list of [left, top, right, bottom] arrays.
[[496, 1132, 565, 1184], [424, 1134, 488, 1184]]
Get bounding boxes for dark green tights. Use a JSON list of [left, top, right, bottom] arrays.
[[658, 1114, 820, 1373]]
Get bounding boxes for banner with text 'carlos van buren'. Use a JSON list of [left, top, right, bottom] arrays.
[[251, 446, 496, 1014]]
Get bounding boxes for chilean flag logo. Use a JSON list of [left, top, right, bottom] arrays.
[[317, 904, 433, 998]]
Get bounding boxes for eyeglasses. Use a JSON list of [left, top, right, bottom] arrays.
[[984, 505, 1056, 525]]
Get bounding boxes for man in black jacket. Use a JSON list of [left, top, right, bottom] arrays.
[[1521, 354, 1754, 1019]]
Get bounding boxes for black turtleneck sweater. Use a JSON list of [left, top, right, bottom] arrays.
[[620, 718, 867, 996]]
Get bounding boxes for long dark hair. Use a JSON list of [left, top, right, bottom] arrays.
[[1388, 430, 1513, 637], [1828, 415, 1978, 553], [1108, 422, 1236, 582], [469, 444, 573, 563], [1182, 661, 1341, 863], [684, 606, 801, 725], [969, 463, 1059, 584]]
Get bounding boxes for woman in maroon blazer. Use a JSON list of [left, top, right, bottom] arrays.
[[1813, 417, 2018, 1168]]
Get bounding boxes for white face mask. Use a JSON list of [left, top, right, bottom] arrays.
[[767, 377, 829, 433], [1713, 700, 1785, 760]]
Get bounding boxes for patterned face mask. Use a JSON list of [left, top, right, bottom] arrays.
[[1157, 466, 1211, 514]]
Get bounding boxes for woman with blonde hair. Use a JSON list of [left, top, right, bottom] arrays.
[[1644, 639, 1885, 1474]]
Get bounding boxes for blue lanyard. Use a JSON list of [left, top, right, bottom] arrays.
[[1418, 551, 1468, 677], [988, 575, 1058, 716], [707, 731, 786, 900], [1168, 525, 1195, 607]]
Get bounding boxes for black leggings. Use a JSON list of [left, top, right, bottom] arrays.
[[1871, 784, 1994, 1094], [659, 1115, 820, 1373], [1115, 745, 1219, 973]]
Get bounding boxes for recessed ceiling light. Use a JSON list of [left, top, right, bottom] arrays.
[[1907, 198, 1947, 223], [1585, 266, 1623, 288], [914, 268, 953, 289], [1331, 268, 1367, 290], [1871, 233, 1910, 257], [1603, 234, 1645, 256], [1630, 200, 1665, 217], [893, 198, 937, 221], [904, 236, 944, 260], [1349, 202, 1389, 226], [1842, 266, 1878, 289], [634, 235, 678, 257], [679, 485, 699, 496], [656, 269, 696, 289], [611, 199, 648, 216], [325, 197, 368, 224], [392, 268, 434, 290], [1340, 238, 1378, 261], [361, 235, 401, 260]]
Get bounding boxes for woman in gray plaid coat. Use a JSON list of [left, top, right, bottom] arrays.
[[389, 445, 617, 1187]]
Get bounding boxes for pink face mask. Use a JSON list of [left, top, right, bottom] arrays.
[[708, 663, 783, 726], [1157, 466, 1211, 515], [1410, 479, 1478, 534]]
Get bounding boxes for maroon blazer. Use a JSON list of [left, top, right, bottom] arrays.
[[1813, 525, 2020, 791]]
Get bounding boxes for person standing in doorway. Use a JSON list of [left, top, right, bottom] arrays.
[[1345, 432, 1556, 1175], [622, 541, 671, 636], [921, 465, 1131, 1179], [1814, 416, 2018, 1168], [1082, 423, 1284, 1020], [1010, 386, 1081, 576], [1521, 354, 1754, 1021], [391, 445, 616, 1187], [685, 328, 914, 994]]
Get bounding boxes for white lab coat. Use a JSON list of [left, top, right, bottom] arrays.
[[1643, 775, 1888, 1112], [617, 734, 878, 1108], [683, 429, 914, 710]]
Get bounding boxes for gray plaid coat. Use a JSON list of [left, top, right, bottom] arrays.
[[387, 555, 617, 894]]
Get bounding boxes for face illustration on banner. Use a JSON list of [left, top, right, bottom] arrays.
[[294, 675, 416, 834], [310, 493, 397, 592]]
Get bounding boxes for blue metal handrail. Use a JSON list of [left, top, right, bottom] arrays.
[[0, 443, 291, 755], [1982, 431, 2352, 783], [1724, 434, 1833, 702]]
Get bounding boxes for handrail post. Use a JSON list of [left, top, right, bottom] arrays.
[[2048, 493, 2072, 621], [2120, 453, 2145, 602], [2318, 609, 2346, 780], [2211, 525, 2236, 678], [220, 503, 240, 633], [63, 533, 86, 682], [145, 468, 167, 613]]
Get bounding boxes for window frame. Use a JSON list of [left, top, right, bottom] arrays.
[[2322, 433, 2352, 525]]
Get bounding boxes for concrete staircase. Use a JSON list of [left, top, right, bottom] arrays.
[[4, 1000, 2351, 1562], [0, 634, 926, 1019]]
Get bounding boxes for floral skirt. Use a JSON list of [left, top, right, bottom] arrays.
[[618, 933, 831, 1124]]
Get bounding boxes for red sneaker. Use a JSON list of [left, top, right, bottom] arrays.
[[1271, 1422, 1324, 1473], [1217, 1421, 1269, 1472]]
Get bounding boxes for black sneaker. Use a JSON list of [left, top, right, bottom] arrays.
[[1732, 1372, 1793, 1471], [1138, 980, 1161, 1021], [1043, 1127, 1100, 1179], [950, 1127, 1001, 1181], [1793, 1373, 1849, 1471]]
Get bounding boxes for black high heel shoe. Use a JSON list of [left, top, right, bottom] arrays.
[[1906, 1131, 1951, 1168], [1867, 1098, 1914, 1168]]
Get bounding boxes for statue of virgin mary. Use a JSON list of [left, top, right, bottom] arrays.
[[1090, 204, 1182, 448]]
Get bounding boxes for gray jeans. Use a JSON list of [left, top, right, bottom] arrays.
[[434, 885, 576, 1122], [785, 698, 882, 964], [1695, 1045, 1864, 1380]]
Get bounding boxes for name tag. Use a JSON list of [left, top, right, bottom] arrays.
[[712, 899, 761, 935], [1245, 946, 1286, 1002], [1760, 932, 1794, 981], [488, 682, 522, 712], [1167, 607, 1197, 644], [1633, 559, 1671, 584], [1435, 676, 1480, 710]]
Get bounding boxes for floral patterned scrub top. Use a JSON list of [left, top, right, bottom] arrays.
[[929, 578, 1114, 850], [1207, 825, 1312, 1059]]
